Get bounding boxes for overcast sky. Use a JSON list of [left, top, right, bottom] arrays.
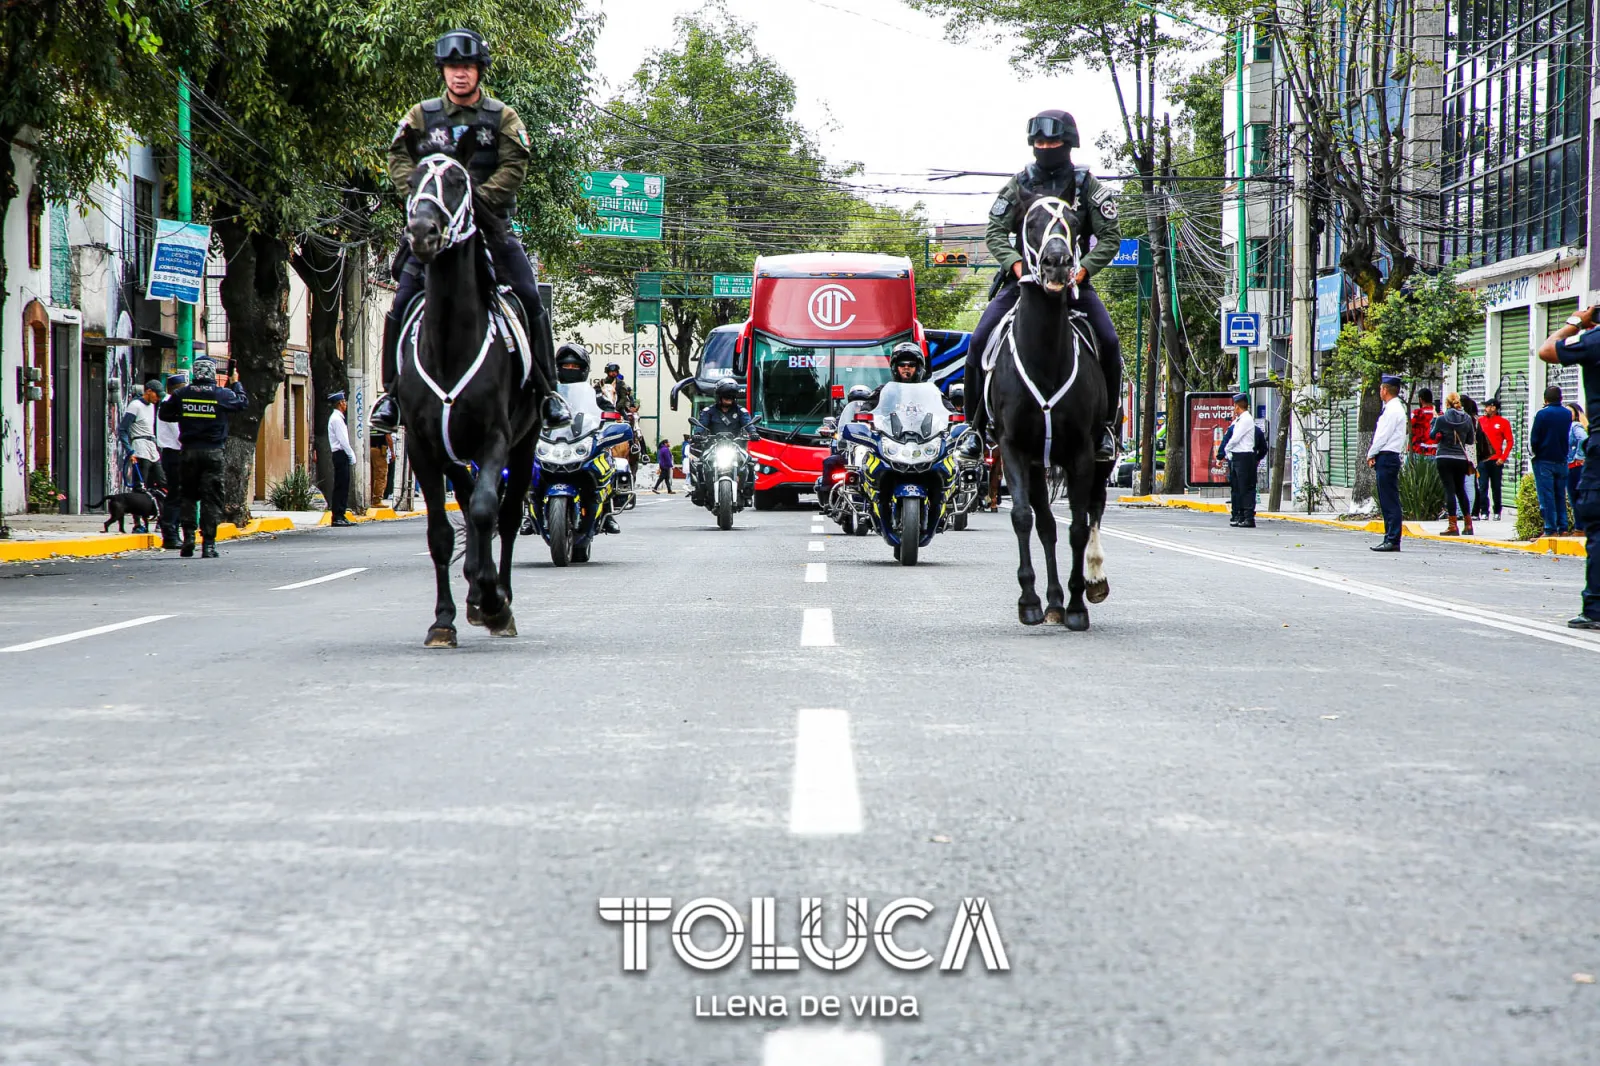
[[589, 0, 1219, 226]]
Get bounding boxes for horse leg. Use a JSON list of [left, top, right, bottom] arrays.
[[412, 456, 459, 648], [470, 436, 516, 636], [1001, 442, 1044, 626], [1064, 462, 1093, 631], [494, 434, 535, 615], [1085, 470, 1110, 604], [1028, 464, 1065, 625]]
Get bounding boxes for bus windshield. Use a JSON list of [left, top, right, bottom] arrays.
[[751, 334, 909, 435]]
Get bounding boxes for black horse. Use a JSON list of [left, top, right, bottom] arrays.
[[396, 134, 556, 647], [985, 192, 1113, 629]]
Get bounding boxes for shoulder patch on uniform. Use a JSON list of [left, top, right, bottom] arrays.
[[516, 126, 530, 148], [480, 96, 504, 112], [420, 97, 443, 113], [1090, 182, 1112, 204], [391, 117, 409, 144], [989, 195, 1010, 218], [1100, 198, 1119, 221]]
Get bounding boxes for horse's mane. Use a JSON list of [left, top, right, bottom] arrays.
[[471, 191, 508, 300]]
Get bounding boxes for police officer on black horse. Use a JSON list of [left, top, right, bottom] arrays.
[[370, 28, 566, 434], [964, 109, 1123, 463]]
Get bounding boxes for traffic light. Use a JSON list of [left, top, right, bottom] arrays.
[[932, 250, 969, 267]]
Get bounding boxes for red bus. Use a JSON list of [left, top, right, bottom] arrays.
[[733, 252, 924, 509]]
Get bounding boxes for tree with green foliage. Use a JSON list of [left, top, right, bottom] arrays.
[[1327, 266, 1483, 393]]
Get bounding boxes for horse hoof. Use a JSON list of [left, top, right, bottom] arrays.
[[487, 610, 517, 637], [1064, 610, 1090, 632], [424, 625, 458, 648], [1044, 607, 1065, 625], [1085, 579, 1110, 604], [1019, 603, 1045, 626], [465, 603, 485, 627]]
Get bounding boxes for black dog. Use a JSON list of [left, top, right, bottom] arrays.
[[103, 487, 166, 534]]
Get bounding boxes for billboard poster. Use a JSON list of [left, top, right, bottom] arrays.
[[1185, 392, 1236, 487]]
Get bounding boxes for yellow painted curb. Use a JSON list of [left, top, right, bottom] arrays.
[[0, 514, 296, 563], [317, 506, 423, 526]]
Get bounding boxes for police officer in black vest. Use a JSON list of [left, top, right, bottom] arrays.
[[964, 109, 1123, 462], [158, 358, 248, 558], [370, 28, 564, 434]]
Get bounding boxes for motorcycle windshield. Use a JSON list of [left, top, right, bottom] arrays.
[[871, 382, 949, 443], [546, 383, 605, 443]]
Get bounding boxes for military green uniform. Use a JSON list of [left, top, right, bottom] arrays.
[[966, 164, 1124, 449]]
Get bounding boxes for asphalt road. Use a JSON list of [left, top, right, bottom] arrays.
[[2, 493, 1598, 1065]]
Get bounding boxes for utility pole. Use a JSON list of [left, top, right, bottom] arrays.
[[176, 67, 194, 371], [1234, 24, 1249, 397]]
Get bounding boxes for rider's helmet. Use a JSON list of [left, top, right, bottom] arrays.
[[190, 357, 217, 384], [604, 362, 621, 375], [947, 382, 965, 408], [846, 385, 873, 403], [555, 343, 591, 384], [715, 377, 740, 403], [435, 29, 491, 70], [889, 342, 927, 383], [1026, 109, 1078, 148]]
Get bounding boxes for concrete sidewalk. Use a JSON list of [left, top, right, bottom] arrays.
[[1119, 494, 1587, 558]]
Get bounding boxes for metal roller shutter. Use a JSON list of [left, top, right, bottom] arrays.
[[1496, 310, 1531, 480], [1545, 298, 1581, 397], [1459, 320, 1487, 403]]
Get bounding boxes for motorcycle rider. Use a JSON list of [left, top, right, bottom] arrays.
[[864, 342, 929, 408], [549, 343, 620, 534], [695, 378, 756, 504], [964, 109, 1122, 462], [600, 363, 633, 411], [370, 29, 567, 434]]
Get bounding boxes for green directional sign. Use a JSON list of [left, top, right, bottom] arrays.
[[712, 274, 753, 298], [581, 171, 665, 217], [577, 215, 662, 241]]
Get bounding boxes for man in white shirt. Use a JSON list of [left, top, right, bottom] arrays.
[[155, 374, 185, 549], [1221, 392, 1260, 527], [327, 390, 357, 526], [1367, 374, 1408, 551], [121, 380, 165, 490]]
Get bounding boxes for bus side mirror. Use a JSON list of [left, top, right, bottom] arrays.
[[733, 336, 748, 378]]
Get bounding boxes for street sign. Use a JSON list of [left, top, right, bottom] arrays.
[[1315, 273, 1343, 351], [636, 346, 658, 378], [634, 299, 660, 326], [1222, 311, 1264, 349], [577, 215, 662, 241], [1109, 239, 1141, 267], [580, 172, 665, 216], [146, 220, 212, 304], [712, 274, 753, 298]]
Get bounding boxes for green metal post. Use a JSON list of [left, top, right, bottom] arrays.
[[176, 69, 194, 371], [1235, 26, 1249, 395]]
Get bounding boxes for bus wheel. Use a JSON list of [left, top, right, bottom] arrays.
[[754, 490, 779, 511]]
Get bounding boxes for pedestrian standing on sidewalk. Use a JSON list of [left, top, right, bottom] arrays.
[[158, 358, 247, 559], [1219, 392, 1259, 527], [1567, 403, 1587, 511], [1430, 392, 1476, 536], [121, 380, 166, 492], [1368, 375, 1408, 552], [326, 391, 356, 526], [1461, 395, 1485, 517], [156, 374, 185, 549], [1408, 387, 1438, 456], [1530, 386, 1573, 536], [1536, 305, 1600, 628], [1477, 397, 1513, 520], [369, 427, 392, 504], [653, 439, 674, 493]]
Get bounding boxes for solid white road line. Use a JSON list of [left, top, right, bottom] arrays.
[[808, 541, 825, 552], [763, 1030, 882, 1066], [788, 708, 863, 835], [806, 562, 828, 583], [271, 567, 368, 592], [1103, 527, 1600, 655], [0, 614, 174, 654], [800, 607, 836, 646]]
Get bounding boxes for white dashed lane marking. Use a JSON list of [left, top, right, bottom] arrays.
[[808, 541, 824, 552], [271, 567, 369, 591], [0, 615, 175, 654], [805, 563, 827, 583], [788, 708, 863, 835], [763, 1030, 882, 1065], [800, 607, 835, 646]]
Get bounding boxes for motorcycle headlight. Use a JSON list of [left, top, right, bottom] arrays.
[[714, 445, 737, 470], [880, 438, 903, 461], [536, 440, 553, 460], [574, 438, 592, 459]]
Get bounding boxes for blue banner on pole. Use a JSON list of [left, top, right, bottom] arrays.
[[146, 220, 212, 304], [1109, 238, 1140, 267], [1315, 273, 1342, 351]]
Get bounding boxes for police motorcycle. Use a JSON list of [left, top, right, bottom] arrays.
[[814, 386, 875, 536], [692, 416, 761, 530], [944, 382, 983, 531], [840, 380, 968, 565], [527, 348, 633, 565]]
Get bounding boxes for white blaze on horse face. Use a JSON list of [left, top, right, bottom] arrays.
[[1085, 524, 1107, 583]]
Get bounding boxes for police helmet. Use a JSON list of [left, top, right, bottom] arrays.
[[946, 382, 965, 407], [191, 358, 217, 384], [555, 342, 591, 384], [1026, 109, 1079, 149], [604, 362, 621, 374], [715, 377, 740, 402], [846, 385, 873, 403], [889, 342, 927, 383], [435, 29, 491, 70]]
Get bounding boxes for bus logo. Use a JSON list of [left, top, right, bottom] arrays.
[[807, 284, 857, 332]]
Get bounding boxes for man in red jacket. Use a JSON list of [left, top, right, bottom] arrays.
[[1408, 387, 1437, 455], [1477, 397, 1514, 520]]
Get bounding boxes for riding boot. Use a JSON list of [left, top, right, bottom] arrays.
[[180, 529, 196, 558], [371, 314, 404, 434], [201, 541, 219, 558], [602, 509, 621, 534], [1095, 422, 1117, 463], [519, 513, 536, 536]]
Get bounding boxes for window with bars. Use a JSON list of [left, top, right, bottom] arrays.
[[204, 274, 229, 344], [133, 178, 155, 289]]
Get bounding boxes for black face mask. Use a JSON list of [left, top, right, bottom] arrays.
[[1033, 144, 1071, 172]]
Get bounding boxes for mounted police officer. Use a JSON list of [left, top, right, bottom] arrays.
[[964, 109, 1123, 462], [157, 358, 248, 558], [371, 28, 565, 434]]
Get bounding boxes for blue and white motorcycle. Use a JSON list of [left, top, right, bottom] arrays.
[[527, 383, 633, 566], [839, 381, 969, 566]]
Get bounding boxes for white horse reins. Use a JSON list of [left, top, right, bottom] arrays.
[[399, 153, 534, 467]]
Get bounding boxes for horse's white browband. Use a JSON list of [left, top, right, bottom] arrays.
[[408, 154, 476, 246]]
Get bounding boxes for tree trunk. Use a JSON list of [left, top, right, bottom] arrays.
[[291, 242, 344, 508], [342, 243, 369, 512], [0, 124, 18, 313], [214, 212, 291, 525], [1267, 380, 1292, 510]]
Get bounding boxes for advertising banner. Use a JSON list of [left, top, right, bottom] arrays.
[[1185, 392, 1236, 487]]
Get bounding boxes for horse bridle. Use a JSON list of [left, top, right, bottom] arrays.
[[407, 154, 477, 246], [1020, 197, 1080, 293]]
